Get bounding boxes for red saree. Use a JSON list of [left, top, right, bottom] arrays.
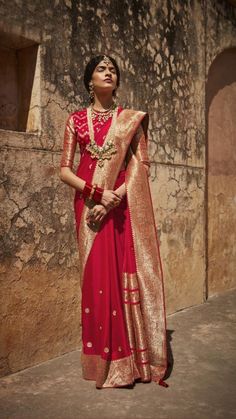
[[61, 106, 167, 388]]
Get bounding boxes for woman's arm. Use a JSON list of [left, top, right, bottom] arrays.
[[60, 114, 121, 208], [60, 114, 86, 190], [114, 162, 150, 198], [60, 166, 86, 191], [114, 182, 126, 198]]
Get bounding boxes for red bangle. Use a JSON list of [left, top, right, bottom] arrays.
[[82, 182, 92, 198], [89, 183, 97, 200], [93, 186, 104, 203]]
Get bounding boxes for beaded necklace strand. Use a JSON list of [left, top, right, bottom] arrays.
[[86, 105, 118, 167], [91, 102, 117, 123]]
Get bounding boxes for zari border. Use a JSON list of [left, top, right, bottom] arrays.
[[81, 352, 141, 388], [123, 272, 151, 382], [78, 110, 148, 286], [125, 145, 168, 380]]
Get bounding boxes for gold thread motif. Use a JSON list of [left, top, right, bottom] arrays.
[[125, 127, 167, 378], [123, 272, 151, 382], [60, 114, 78, 168], [81, 352, 140, 388]]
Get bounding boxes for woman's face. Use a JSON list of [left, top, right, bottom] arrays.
[[91, 59, 118, 95]]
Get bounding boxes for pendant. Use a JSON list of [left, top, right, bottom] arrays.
[[86, 141, 117, 166], [86, 105, 118, 167]]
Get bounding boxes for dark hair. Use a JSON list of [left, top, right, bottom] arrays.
[[83, 55, 120, 95]]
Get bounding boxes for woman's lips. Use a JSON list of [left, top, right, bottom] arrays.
[[104, 78, 112, 82]]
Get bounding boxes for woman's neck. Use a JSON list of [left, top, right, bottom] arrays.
[[92, 94, 115, 111]]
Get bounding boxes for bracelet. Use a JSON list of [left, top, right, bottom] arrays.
[[89, 183, 97, 200], [92, 186, 104, 203], [82, 182, 93, 198]]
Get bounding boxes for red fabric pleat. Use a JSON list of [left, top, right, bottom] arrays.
[[81, 169, 137, 362]]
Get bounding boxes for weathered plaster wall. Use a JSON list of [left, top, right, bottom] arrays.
[[0, 0, 236, 376]]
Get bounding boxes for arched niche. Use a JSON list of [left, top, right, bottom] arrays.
[[206, 48, 236, 296]]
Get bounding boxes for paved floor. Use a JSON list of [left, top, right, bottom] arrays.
[[0, 289, 235, 419]]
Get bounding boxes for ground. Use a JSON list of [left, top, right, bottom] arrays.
[[0, 289, 235, 419]]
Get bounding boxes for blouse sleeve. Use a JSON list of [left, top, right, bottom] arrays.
[[60, 114, 77, 169], [130, 118, 150, 167]]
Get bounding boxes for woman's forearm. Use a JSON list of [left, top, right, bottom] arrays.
[[114, 162, 150, 198], [114, 182, 126, 198], [60, 167, 85, 192]]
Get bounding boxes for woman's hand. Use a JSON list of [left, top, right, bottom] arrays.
[[101, 189, 122, 210], [86, 204, 107, 227]]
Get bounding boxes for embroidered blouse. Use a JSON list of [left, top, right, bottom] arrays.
[[60, 107, 150, 170]]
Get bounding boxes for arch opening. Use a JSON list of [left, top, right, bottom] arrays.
[[206, 48, 236, 297]]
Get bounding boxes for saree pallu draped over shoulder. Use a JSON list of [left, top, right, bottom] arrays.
[[71, 109, 167, 388]]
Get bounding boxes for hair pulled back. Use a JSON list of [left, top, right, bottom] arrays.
[[83, 55, 120, 95]]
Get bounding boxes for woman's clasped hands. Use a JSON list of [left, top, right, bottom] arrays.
[[86, 189, 122, 228]]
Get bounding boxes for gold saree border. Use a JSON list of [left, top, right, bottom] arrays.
[[123, 272, 151, 382], [81, 352, 141, 388], [78, 109, 147, 285], [60, 114, 77, 168], [125, 147, 167, 379]]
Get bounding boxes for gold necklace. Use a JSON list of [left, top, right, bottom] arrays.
[[86, 105, 118, 167], [91, 103, 116, 123]]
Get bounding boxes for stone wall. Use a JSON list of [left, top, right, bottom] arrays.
[[0, 0, 236, 376]]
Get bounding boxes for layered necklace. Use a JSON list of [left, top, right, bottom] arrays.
[[91, 102, 117, 123], [86, 104, 118, 167]]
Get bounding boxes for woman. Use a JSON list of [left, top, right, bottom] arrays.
[[60, 55, 168, 389]]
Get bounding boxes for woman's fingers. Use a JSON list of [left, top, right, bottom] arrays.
[[96, 213, 105, 222], [102, 190, 121, 208], [109, 192, 121, 207], [90, 213, 105, 223], [88, 205, 107, 222]]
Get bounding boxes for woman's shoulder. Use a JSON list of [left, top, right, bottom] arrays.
[[120, 106, 147, 115], [71, 107, 88, 118], [66, 108, 88, 124]]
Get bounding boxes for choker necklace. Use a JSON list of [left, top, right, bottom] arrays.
[[91, 102, 116, 123], [86, 105, 118, 167]]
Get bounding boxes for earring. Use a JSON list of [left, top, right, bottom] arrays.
[[89, 81, 94, 102]]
